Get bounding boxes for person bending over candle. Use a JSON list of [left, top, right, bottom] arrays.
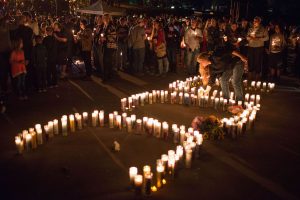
[[197, 45, 247, 101]]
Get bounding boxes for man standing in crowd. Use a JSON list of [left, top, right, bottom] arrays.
[[117, 17, 129, 71], [166, 21, 180, 73], [129, 18, 146, 76], [76, 19, 93, 80], [53, 22, 68, 79], [102, 14, 117, 83], [93, 16, 104, 75], [184, 18, 202, 75], [247, 16, 269, 81]]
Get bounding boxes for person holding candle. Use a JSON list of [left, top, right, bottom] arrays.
[[184, 18, 203, 75], [246, 16, 269, 81], [76, 19, 93, 80], [267, 24, 286, 83]]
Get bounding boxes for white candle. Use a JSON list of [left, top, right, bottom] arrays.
[[185, 148, 193, 168], [116, 115, 122, 130], [61, 117, 68, 136], [149, 93, 153, 104], [92, 112, 97, 127], [134, 174, 143, 195], [135, 119, 142, 134], [126, 117, 132, 133], [99, 110, 104, 127], [143, 165, 151, 177], [69, 115, 75, 132], [154, 121, 161, 138], [179, 92, 183, 104], [83, 112, 88, 127], [164, 91, 168, 103], [180, 129, 185, 145], [15, 136, 24, 154], [256, 95, 260, 105], [53, 119, 59, 134], [25, 132, 32, 150], [156, 164, 164, 188], [162, 122, 169, 140], [129, 167, 138, 186], [121, 98, 127, 111], [75, 114, 82, 130], [109, 113, 114, 128], [36, 127, 43, 145]]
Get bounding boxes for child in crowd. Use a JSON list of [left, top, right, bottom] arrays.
[[10, 39, 27, 100], [32, 35, 47, 92], [43, 27, 58, 87]]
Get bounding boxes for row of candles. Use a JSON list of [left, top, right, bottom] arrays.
[[14, 108, 205, 154], [121, 88, 262, 113], [128, 130, 203, 196]]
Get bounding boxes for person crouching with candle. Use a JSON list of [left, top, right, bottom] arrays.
[[197, 47, 247, 101]]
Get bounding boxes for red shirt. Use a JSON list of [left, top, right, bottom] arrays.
[[10, 49, 26, 78]]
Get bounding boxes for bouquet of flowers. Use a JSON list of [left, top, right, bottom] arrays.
[[191, 115, 224, 140]]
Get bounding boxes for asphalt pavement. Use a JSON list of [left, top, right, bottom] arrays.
[[1, 69, 300, 200]]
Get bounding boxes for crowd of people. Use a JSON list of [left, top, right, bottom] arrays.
[[0, 9, 300, 111]]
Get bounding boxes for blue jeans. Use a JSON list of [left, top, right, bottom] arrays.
[[167, 47, 177, 72], [185, 48, 200, 75], [220, 61, 244, 101], [133, 48, 145, 73]]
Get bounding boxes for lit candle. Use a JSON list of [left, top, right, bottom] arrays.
[[149, 93, 153, 104], [30, 130, 37, 149], [53, 119, 59, 135], [129, 167, 138, 186], [144, 173, 152, 196], [180, 129, 185, 145], [76, 114, 82, 130], [36, 127, 43, 145], [99, 110, 104, 127], [185, 148, 193, 168], [214, 98, 219, 110], [143, 165, 151, 177], [121, 98, 127, 111], [69, 114, 76, 132], [154, 121, 161, 138], [146, 118, 153, 135], [176, 145, 184, 160], [245, 93, 250, 102], [134, 174, 143, 195], [135, 119, 142, 134], [164, 91, 168, 103], [116, 115, 122, 130], [15, 136, 24, 154], [126, 117, 132, 133], [109, 113, 114, 128], [122, 113, 127, 128], [179, 92, 183, 104], [48, 121, 54, 137], [173, 127, 179, 144], [160, 90, 165, 103], [44, 125, 49, 140], [256, 95, 260, 105], [61, 117, 68, 136], [83, 112, 88, 127], [91, 112, 97, 127], [156, 164, 164, 188], [162, 122, 169, 140], [142, 117, 148, 132], [131, 114, 136, 126], [152, 90, 157, 103], [184, 93, 190, 105], [25, 132, 32, 150]]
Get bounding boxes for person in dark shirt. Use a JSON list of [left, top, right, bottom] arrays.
[[101, 14, 117, 83], [43, 26, 58, 87], [117, 17, 129, 71], [166, 22, 180, 73], [53, 22, 68, 79], [197, 42, 248, 101], [32, 35, 47, 92]]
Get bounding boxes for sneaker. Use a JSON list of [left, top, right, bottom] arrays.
[[42, 89, 47, 92], [38, 89, 42, 93]]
